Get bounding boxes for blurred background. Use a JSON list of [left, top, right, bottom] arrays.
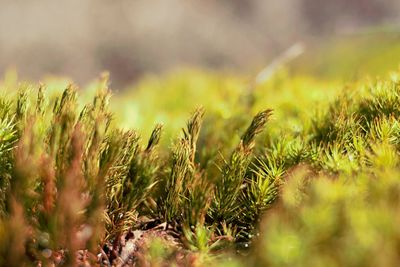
[[1, 0, 400, 88]]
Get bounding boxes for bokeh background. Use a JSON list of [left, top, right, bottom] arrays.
[[1, 0, 400, 87]]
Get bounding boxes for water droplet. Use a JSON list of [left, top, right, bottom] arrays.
[[42, 249, 52, 258]]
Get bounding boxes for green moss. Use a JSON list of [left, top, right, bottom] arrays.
[[2, 61, 400, 265]]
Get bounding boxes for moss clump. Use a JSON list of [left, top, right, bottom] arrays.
[[1, 69, 400, 266]]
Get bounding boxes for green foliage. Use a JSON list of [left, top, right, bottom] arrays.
[[2, 65, 400, 266], [210, 110, 272, 225], [250, 167, 400, 267], [0, 114, 17, 216]]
